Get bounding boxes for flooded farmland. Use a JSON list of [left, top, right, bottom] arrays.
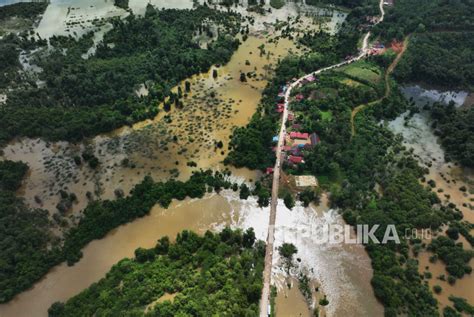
[[0, 1, 380, 316], [2, 0, 345, 219], [388, 85, 474, 311]]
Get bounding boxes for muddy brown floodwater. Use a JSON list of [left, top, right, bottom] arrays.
[[0, 192, 383, 317], [388, 86, 474, 312], [0, 2, 381, 316]]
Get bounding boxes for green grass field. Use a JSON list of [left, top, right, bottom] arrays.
[[320, 110, 332, 121], [337, 61, 382, 84]]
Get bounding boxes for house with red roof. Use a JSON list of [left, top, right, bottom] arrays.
[[288, 112, 294, 121], [295, 94, 304, 101], [288, 155, 304, 164], [289, 132, 309, 139], [266, 167, 274, 174]]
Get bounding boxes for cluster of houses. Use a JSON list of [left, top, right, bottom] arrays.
[[267, 131, 320, 174], [267, 80, 321, 174]]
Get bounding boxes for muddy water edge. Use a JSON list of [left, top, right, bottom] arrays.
[[388, 85, 474, 311], [0, 1, 382, 316]]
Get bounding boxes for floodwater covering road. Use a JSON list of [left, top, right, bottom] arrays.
[[0, 1, 383, 316], [259, 0, 385, 315]]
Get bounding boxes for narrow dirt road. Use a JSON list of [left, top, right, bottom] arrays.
[[350, 35, 410, 137], [258, 1, 386, 316]]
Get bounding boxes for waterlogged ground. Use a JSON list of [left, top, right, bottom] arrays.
[[2, 0, 343, 237], [0, 1, 380, 316], [229, 193, 383, 316], [388, 85, 474, 310], [0, 190, 382, 317]]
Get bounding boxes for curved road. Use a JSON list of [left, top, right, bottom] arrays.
[[259, 1, 385, 316], [351, 35, 410, 136]]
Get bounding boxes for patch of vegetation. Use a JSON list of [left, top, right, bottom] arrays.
[[0, 160, 61, 303], [270, 0, 285, 9], [113, 0, 129, 10], [428, 102, 474, 168], [48, 228, 265, 316], [0, 5, 241, 145], [0, 2, 48, 21], [448, 296, 474, 315], [336, 60, 382, 85], [278, 242, 297, 273], [394, 32, 474, 89], [427, 236, 473, 279]]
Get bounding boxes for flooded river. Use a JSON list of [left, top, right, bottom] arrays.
[[0, 1, 379, 316], [388, 85, 474, 311], [0, 191, 383, 317]]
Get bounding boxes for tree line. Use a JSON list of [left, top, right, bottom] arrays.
[[49, 228, 264, 316]]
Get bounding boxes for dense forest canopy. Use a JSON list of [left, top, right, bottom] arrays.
[[0, 2, 48, 20], [0, 5, 241, 145], [429, 102, 474, 167], [48, 228, 264, 317], [368, 0, 474, 89], [0, 160, 62, 303], [394, 32, 474, 89], [374, 0, 474, 39]]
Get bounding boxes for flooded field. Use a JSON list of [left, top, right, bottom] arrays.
[[0, 191, 382, 317], [2, 0, 343, 232], [388, 85, 474, 311], [390, 86, 474, 222], [0, 1, 372, 316]]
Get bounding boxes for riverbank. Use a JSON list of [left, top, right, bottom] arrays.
[[0, 190, 382, 316]]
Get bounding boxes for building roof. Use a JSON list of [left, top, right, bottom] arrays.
[[266, 167, 274, 174], [289, 132, 309, 139], [289, 155, 303, 164]]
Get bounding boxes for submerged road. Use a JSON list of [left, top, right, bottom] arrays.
[[259, 1, 385, 315]]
